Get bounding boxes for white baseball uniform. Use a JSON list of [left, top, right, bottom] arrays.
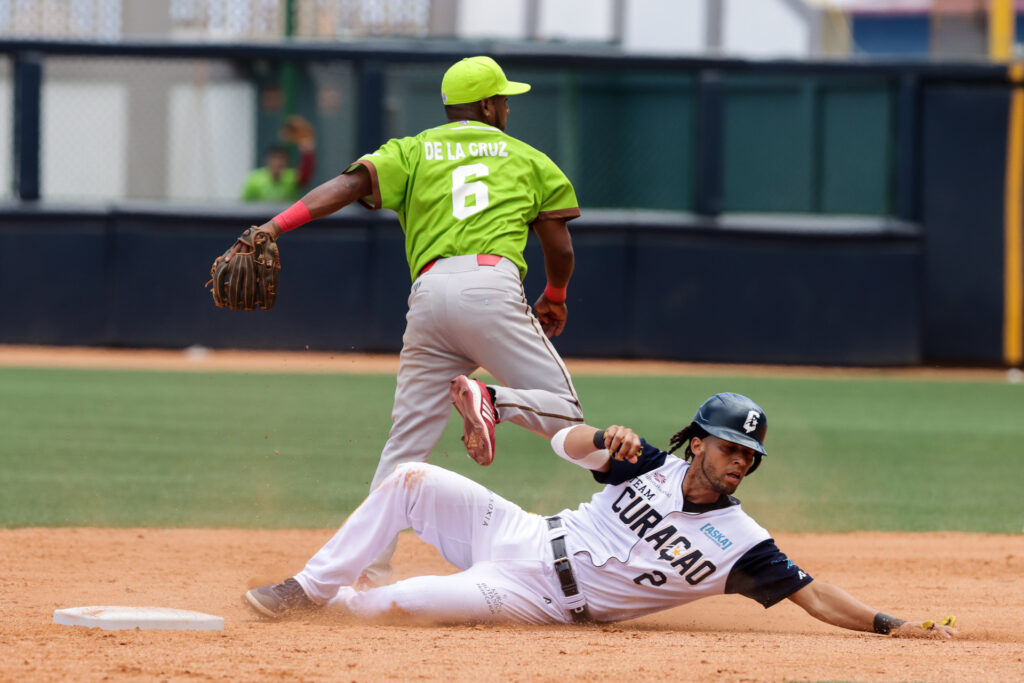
[[293, 436, 813, 624]]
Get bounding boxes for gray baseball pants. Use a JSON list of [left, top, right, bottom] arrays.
[[363, 254, 584, 583]]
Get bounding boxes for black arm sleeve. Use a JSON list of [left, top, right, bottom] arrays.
[[724, 538, 814, 608], [590, 439, 667, 485]]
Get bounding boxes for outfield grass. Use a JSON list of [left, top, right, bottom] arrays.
[[0, 367, 1021, 533]]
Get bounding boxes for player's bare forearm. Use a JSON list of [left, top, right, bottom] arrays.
[[261, 167, 372, 238], [530, 216, 574, 336], [788, 581, 876, 632], [560, 424, 642, 471], [787, 581, 957, 639], [532, 217, 574, 287]]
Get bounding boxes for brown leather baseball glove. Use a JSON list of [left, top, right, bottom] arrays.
[[207, 227, 281, 311]]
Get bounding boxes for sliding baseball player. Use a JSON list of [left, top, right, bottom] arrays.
[[246, 392, 956, 638]]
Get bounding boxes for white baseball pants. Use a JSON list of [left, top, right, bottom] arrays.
[[364, 255, 584, 583], [294, 462, 577, 624]]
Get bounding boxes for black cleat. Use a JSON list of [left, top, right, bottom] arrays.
[[245, 578, 316, 619]]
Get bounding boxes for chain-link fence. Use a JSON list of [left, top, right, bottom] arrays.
[[0, 0, 122, 38], [39, 57, 252, 202], [293, 0, 431, 39], [0, 0, 435, 40], [19, 55, 702, 208], [4, 47, 903, 213], [17, 54, 357, 203], [169, 0, 433, 39]]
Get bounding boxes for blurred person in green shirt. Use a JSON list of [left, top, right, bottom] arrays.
[[241, 116, 316, 202]]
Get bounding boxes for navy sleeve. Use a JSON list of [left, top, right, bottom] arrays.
[[591, 439, 667, 485], [724, 538, 814, 608]]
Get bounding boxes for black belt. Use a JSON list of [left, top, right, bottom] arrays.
[[546, 516, 592, 623]]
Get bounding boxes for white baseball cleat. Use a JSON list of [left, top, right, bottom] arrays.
[[449, 375, 498, 466]]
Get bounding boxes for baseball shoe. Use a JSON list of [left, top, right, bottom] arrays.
[[353, 572, 377, 591], [449, 375, 498, 466], [244, 578, 316, 619]]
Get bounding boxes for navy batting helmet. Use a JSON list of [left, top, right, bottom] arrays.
[[691, 392, 768, 473]]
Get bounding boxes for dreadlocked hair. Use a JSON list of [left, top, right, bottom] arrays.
[[668, 423, 709, 461]]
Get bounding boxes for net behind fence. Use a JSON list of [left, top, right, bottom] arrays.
[[0, 0, 435, 40]]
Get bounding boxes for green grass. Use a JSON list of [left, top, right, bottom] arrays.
[[0, 367, 1021, 533]]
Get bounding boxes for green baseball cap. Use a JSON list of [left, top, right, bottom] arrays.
[[441, 56, 531, 105]]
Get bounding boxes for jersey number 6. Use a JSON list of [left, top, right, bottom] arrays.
[[452, 163, 490, 220]]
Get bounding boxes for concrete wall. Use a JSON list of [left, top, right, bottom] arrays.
[[456, 0, 816, 57], [622, 0, 705, 54]]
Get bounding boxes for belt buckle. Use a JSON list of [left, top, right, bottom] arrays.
[[554, 557, 579, 597]]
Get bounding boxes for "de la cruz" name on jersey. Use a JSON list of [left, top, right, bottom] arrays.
[[424, 141, 508, 161], [612, 486, 718, 585]]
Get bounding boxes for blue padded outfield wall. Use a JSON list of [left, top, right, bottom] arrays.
[[0, 205, 920, 365]]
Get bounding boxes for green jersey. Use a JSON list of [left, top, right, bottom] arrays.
[[241, 167, 301, 202], [349, 121, 580, 281]]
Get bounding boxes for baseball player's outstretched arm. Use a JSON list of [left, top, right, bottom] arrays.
[[551, 424, 643, 471], [531, 217, 574, 338], [259, 166, 373, 239], [788, 581, 957, 639], [222, 168, 372, 265]]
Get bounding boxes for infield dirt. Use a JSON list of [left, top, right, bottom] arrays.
[[2, 528, 1022, 682]]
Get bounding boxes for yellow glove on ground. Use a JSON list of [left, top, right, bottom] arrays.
[[921, 615, 956, 630]]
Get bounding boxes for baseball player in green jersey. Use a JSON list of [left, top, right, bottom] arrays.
[[232, 56, 585, 585]]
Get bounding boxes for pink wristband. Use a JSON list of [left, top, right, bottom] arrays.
[[273, 201, 312, 233], [544, 283, 567, 304]]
